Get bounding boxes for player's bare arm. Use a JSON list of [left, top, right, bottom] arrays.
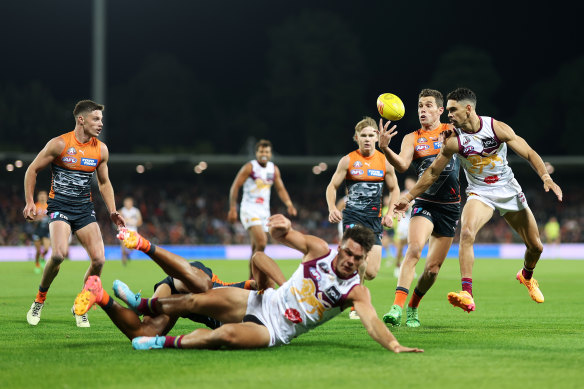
[[378, 119, 415, 173], [273, 165, 297, 217], [349, 285, 423, 353], [23, 137, 65, 220], [382, 161, 400, 227], [394, 137, 456, 213], [228, 162, 252, 223], [96, 143, 125, 228], [268, 214, 330, 261], [494, 120, 563, 201], [326, 156, 350, 224]]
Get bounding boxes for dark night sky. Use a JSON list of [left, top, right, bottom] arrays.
[[1, 1, 581, 151]]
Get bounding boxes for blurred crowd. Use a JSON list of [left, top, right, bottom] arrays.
[[1, 181, 581, 247]]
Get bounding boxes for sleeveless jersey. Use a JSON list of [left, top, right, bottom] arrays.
[[344, 150, 386, 217], [271, 248, 360, 343], [454, 116, 516, 189], [241, 160, 274, 211], [49, 131, 102, 204], [410, 123, 460, 203], [120, 206, 141, 231]]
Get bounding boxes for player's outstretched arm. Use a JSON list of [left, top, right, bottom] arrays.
[[378, 120, 415, 173], [351, 286, 423, 353], [228, 162, 252, 223], [268, 214, 330, 261], [96, 143, 125, 228], [326, 156, 349, 224]]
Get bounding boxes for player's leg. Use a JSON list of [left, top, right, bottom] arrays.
[[33, 237, 42, 273], [133, 322, 271, 350], [383, 216, 433, 326], [75, 222, 106, 282], [251, 251, 286, 289], [448, 199, 493, 312], [135, 287, 251, 324], [119, 230, 213, 293], [248, 225, 268, 277], [41, 236, 50, 262], [406, 235, 453, 327], [504, 208, 545, 302], [363, 244, 382, 280]]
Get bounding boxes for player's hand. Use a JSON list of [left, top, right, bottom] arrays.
[[227, 208, 238, 223], [287, 204, 297, 217], [439, 129, 454, 143], [392, 344, 424, 353], [110, 211, 126, 228], [23, 202, 37, 221], [267, 214, 291, 237], [543, 178, 563, 202], [328, 209, 343, 224], [378, 118, 398, 149], [381, 213, 393, 228], [393, 195, 411, 213]]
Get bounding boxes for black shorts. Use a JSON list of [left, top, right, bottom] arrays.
[[341, 210, 383, 245], [410, 200, 460, 238], [47, 198, 96, 233], [33, 225, 50, 240]]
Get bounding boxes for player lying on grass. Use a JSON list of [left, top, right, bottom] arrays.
[[75, 214, 423, 353], [72, 229, 270, 340]]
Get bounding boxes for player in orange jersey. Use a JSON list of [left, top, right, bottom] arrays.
[[23, 100, 125, 328], [378, 89, 461, 327], [31, 190, 51, 274], [326, 116, 401, 319]]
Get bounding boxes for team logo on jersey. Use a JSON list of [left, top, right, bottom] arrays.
[[418, 137, 428, 143], [462, 137, 471, 145], [433, 142, 442, 149], [66, 147, 76, 155], [429, 136, 439, 141], [415, 145, 429, 151], [61, 156, 77, 164], [324, 285, 342, 304], [81, 158, 98, 167], [518, 192, 526, 203], [350, 169, 363, 176], [318, 262, 331, 273], [463, 146, 475, 154], [266, 173, 274, 181], [309, 267, 321, 282], [484, 175, 500, 184], [50, 211, 69, 220], [367, 169, 383, 177], [353, 161, 363, 168]]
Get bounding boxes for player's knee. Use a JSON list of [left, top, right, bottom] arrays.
[[214, 324, 240, 346], [364, 264, 380, 280], [422, 269, 439, 282], [405, 243, 424, 259], [50, 254, 66, 265], [90, 257, 105, 272], [459, 227, 477, 245], [527, 241, 544, 257]]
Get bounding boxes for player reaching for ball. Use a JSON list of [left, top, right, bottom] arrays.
[[389, 87, 563, 313], [378, 89, 462, 327], [326, 116, 401, 319]]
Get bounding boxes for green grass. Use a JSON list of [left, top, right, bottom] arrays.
[[1, 258, 583, 389]]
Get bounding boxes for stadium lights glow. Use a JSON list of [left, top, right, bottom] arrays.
[[312, 166, 322, 175], [136, 165, 145, 174], [15, 160, 23, 168], [194, 166, 203, 174], [318, 162, 327, 171], [6, 164, 15, 172], [198, 161, 208, 170]]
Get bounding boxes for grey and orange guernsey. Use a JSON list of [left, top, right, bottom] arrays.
[[49, 130, 102, 204], [245, 248, 360, 346]]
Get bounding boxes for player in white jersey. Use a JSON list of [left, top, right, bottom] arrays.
[[228, 139, 297, 276], [120, 197, 142, 266], [393, 88, 562, 313], [104, 214, 422, 353]]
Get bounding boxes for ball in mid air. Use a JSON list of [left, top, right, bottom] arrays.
[[377, 93, 405, 121]]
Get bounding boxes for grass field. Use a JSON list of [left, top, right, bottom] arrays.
[[1, 257, 583, 389]]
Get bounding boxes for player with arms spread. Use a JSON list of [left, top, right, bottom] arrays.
[[392, 87, 562, 312], [23, 100, 125, 327]]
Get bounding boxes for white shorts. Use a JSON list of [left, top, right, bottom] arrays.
[[245, 289, 295, 347], [240, 204, 270, 232], [395, 217, 410, 240], [466, 178, 528, 216]]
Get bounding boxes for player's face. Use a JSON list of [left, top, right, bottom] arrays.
[[356, 127, 378, 154], [446, 100, 470, 128], [256, 146, 272, 166], [124, 198, 133, 208], [80, 110, 103, 137], [418, 97, 444, 127], [335, 238, 366, 278]]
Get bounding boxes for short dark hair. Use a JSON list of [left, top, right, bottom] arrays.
[[341, 225, 375, 254], [255, 139, 272, 152], [419, 89, 444, 108], [73, 100, 104, 117], [446, 88, 477, 107]]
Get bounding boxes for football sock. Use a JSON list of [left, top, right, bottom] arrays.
[[98, 290, 112, 309], [393, 287, 409, 308], [408, 288, 425, 308], [137, 297, 160, 316], [163, 335, 184, 349], [522, 265, 534, 280], [462, 278, 473, 296], [35, 286, 49, 303]]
